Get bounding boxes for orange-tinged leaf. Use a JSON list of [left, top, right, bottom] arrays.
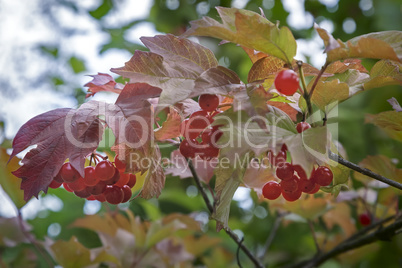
[[354, 155, 402, 185], [282, 194, 328, 220], [71, 214, 119, 236], [0, 148, 26, 208], [311, 79, 349, 111], [323, 202, 356, 237], [49, 237, 92, 268], [84, 72, 124, 97], [316, 25, 401, 63], [241, 46, 268, 63], [267, 101, 298, 121], [183, 235, 222, 256], [364, 60, 402, 90], [155, 107, 181, 141], [184, 7, 296, 64], [247, 56, 285, 83], [365, 111, 402, 142]]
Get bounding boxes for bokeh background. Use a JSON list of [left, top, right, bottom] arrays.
[[0, 0, 401, 267]]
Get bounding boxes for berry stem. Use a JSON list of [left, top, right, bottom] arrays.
[[328, 150, 402, 190], [187, 158, 264, 268], [308, 62, 329, 99], [297, 61, 313, 118]]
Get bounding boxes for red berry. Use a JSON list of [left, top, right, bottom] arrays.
[[276, 162, 294, 180], [281, 144, 288, 152], [104, 167, 120, 185], [296, 122, 311, 133], [312, 166, 333, 186], [84, 166, 99, 186], [126, 174, 137, 188], [114, 155, 126, 171], [121, 185, 132, 203], [86, 195, 96, 201], [307, 183, 320, 194], [63, 182, 73, 192], [94, 194, 106, 202], [282, 189, 302, 202], [293, 165, 308, 181], [115, 172, 130, 187], [185, 110, 212, 140], [74, 188, 91, 198], [262, 181, 282, 200], [86, 181, 107, 196], [197, 146, 219, 160], [280, 175, 299, 193], [359, 213, 371, 226], [198, 94, 219, 111], [95, 160, 115, 181], [49, 180, 62, 189], [274, 151, 287, 167], [179, 139, 195, 158], [60, 162, 80, 183], [104, 185, 124, 205], [67, 177, 86, 192], [53, 171, 64, 183], [274, 69, 299, 96], [299, 178, 316, 193]]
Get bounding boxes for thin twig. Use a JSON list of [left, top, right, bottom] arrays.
[[259, 212, 283, 259], [328, 150, 402, 190], [236, 237, 245, 268], [187, 159, 264, 268], [308, 63, 329, 99], [308, 220, 321, 254], [17, 211, 54, 267], [289, 216, 402, 268]]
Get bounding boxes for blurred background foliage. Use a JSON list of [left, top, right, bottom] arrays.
[[0, 0, 401, 267]]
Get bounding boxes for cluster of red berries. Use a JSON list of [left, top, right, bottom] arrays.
[[179, 94, 223, 160], [48, 155, 136, 205], [262, 145, 334, 202]]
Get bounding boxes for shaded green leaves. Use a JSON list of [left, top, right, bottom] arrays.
[[184, 7, 297, 65]]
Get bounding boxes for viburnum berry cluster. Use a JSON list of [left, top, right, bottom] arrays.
[[48, 154, 136, 204], [262, 145, 334, 202], [179, 94, 223, 160]]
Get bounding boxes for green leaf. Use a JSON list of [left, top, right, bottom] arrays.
[[354, 155, 402, 185], [50, 237, 92, 268], [183, 7, 296, 65], [0, 148, 26, 209], [68, 56, 86, 74], [315, 25, 402, 63], [365, 111, 402, 142], [89, 0, 113, 19]]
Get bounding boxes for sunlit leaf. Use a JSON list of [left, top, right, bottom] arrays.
[[315, 25, 401, 63], [184, 7, 296, 64], [84, 73, 124, 97], [0, 148, 25, 208], [154, 107, 181, 141], [363, 60, 402, 90], [311, 79, 349, 111]]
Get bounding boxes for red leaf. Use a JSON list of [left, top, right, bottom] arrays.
[[84, 73, 124, 97], [10, 102, 104, 201]]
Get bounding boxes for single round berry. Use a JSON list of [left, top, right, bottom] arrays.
[[84, 166, 99, 186], [299, 178, 316, 193], [280, 175, 299, 193], [282, 189, 302, 202], [121, 185, 132, 203], [104, 185, 124, 205], [63, 182, 73, 192], [60, 162, 80, 183], [86, 181, 107, 196], [262, 181, 282, 200], [49, 180, 62, 189], [359, 213, 371, 226], [307, 183, 320, 194], [126, 174, 137, 188], [95, 160, 115, 181], [115, 173, 130, 187], [198, 94, 219, 111], [74, 188, 91, 198], [312, 166, 333, 186], [276, 162, 294, 180], [114, 155, 126, 171], [274, 69, 300, 96], [67, 177, 86, 192], [274, 151, 287, 167], [296, 122, 311, 133], [179, 139, 195, 158]]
